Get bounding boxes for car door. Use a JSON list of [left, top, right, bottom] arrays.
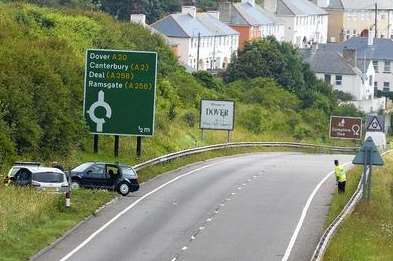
[[105, 164, 121, 189], [82, 164, 107, 188], [14, 168, 32, 186]]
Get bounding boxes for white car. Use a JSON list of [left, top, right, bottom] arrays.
[[8, 164, 69, 193]]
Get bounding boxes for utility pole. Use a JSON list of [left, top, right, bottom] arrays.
[[196, 32, 201, 71], [375, 2, 378, 39]]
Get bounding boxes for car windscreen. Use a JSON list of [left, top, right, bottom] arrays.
[[32, 172, 64, 183], [72, 163, 93, 172]]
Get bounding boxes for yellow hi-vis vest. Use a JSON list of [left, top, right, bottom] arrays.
[[335, 165, 346, 182]]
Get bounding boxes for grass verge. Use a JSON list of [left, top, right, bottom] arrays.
[[0, 188, 114, 261], [0, 146, 349, 261], [323, 152, 393, 261]]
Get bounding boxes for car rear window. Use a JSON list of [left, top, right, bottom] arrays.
[[121, 167, 136, 177], [32, 172, 64, 183]]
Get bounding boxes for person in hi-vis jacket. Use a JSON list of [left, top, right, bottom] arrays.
[[334, 160, 346, 193]]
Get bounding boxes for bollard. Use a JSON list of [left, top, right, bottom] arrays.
[[65, 191, 71, 208]]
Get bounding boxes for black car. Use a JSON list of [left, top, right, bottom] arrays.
[[70, 162, 139, 196]]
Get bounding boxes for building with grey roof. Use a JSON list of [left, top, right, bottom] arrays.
[[263, 0, 328, 47], [151, 6, 239, 71], [312, 0, 393, 42], [320, 36, 393, 94], [301, 44, 385, 113], [218, 0, 285, 48]]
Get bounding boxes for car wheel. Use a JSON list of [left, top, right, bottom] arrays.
[[71, 181, 81, 190], [118, 182, 130, 196]]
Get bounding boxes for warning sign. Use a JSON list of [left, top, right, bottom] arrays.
[[366, 116, 384, 132]]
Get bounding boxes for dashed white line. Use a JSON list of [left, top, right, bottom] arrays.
[[59, 160, 229, 261]]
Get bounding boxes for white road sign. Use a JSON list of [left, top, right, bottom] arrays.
[[200, 100, 235, 130], [366, 115, 384, 132]]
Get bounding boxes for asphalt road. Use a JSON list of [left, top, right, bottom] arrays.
[[33, 152, 353, 261]]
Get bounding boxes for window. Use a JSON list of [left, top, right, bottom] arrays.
[[369, 75, 373, 86], [373, 60, 379, 72], [374, 81, 378, 88], [383, 82, 390, 91], [336, 75, 343, 86], [324, 74, 331, 84], [384, 60, 391, 73]]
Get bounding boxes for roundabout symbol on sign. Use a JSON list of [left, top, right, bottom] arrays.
[[86, 90, 112, 132]]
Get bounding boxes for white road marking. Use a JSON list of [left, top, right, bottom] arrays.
[[182, 246, 188, 251], [59, 160, 229, 261], [206, 218, 212, 222], [199, 226, 205, 230], [281, 161, 352, 261], [171, 257, 177, 261]]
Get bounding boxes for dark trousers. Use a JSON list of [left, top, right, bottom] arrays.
[[338, 181, 346, 193]]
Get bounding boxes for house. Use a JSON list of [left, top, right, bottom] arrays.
[[263, 0, 328, 48], [130, 14, 180, 58], [218, 0, 285, 48], [322, 36, 393, 94], [301, 44, 385, 113], [150, 6, 239, 71], [263, 0, 328, 47], [312, 0, 393, 42]]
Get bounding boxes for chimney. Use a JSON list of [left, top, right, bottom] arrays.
[[130, 14, 146, 26], [182, 6, 197, 18], [263, 0, 277, 13], [207, 11, 220, 20], [242, 0, 255, 7], [343, 48, 357, 67]]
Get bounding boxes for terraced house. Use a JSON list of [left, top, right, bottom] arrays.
[[313, 0, 393, 42], [218, 0, 285, 48], [263, 0, 328, 47], [151, 6, 239, 71]]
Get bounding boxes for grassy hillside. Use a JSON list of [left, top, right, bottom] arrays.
[[0, 2, 358, 175]]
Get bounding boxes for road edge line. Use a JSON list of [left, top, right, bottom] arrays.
[[59, 161, 226, 261], [281, 161, 352, 261]]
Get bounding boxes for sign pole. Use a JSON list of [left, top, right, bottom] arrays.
[[136, 136, 142, 157], [368, 163, 372, 201], [227, 130, 230, 143], [114, 135, 119, 158], [93, 134, 99, 154], [362, 148, 369, 200]]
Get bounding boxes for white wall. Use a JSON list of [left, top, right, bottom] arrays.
[[169, 34, 239, 71], [316, 69, 384, 113], [372, 59, 393, 92], [281, 14, 328, 47], [262, 24, 285, 41]]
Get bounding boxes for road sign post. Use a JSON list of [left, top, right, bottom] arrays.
[[353, 136, 384, 200], [84, 49, 157, 157], [93, 134, 99, 154]]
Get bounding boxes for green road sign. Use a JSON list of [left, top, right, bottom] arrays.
[[84, 49, 157, 136], [353, 137, 384, 166]]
